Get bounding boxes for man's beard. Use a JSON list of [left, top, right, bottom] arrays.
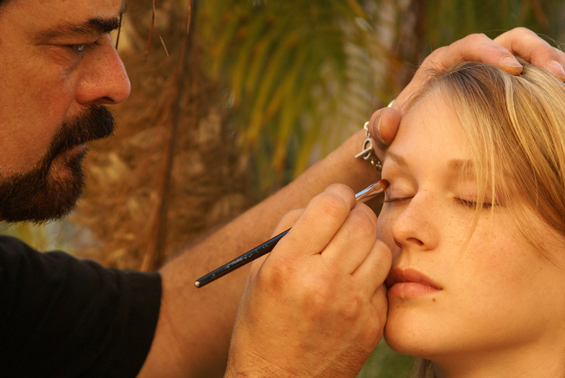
[[0, 106, 115, 223]]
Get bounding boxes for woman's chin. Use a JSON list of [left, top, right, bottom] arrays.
[[384, 314, 437, 358]]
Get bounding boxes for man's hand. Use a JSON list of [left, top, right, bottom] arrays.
[[141, 27, 563, 378], [367, 27, 565, 156], [225, 184, 391, 378]]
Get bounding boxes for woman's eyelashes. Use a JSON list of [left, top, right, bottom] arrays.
[[383, 188, 496, 210], [383, 195, 413, 204], [383, 187, 414, 204], [381, 178, 414, 205], [381, 172, 501, 210], [455, 198, 494, 209]]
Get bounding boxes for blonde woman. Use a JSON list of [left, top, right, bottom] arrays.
[[376, 60, 565, 377]]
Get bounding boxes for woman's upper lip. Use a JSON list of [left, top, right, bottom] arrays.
[[385, 267, 442, 290]]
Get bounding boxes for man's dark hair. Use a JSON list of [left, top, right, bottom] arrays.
[[0, 1, 7, 16]]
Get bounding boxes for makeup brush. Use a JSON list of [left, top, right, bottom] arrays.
[[194, 179, 389, 288]]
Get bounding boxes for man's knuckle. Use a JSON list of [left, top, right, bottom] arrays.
[[512, 26, 531, 35], [258, 257, 296, 288], [279, 209, 303, 226], [469, 32, 488, 41], [342, 295, 364, 320], [350, 209, 376, 236], [314, 193, 349, 219], [303, 280, 334, 312], [452, 33, 487, 51]]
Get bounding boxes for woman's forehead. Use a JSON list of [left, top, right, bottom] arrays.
[[386, 91, 469, 166]]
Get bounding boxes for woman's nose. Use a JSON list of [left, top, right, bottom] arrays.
[[391, 194, 440, 252]]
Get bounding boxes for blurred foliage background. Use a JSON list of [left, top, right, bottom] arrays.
[[2, 0, 564, 376]]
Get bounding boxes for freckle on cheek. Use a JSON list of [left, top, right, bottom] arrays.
[[432, 298, 436, 302]]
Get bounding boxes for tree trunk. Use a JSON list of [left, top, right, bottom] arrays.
[[72, 0, 254, 270]]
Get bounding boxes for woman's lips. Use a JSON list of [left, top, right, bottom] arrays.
[[386, 267, 442, 297]]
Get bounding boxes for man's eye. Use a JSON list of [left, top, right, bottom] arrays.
[[67, 42, 97, 54], [70, 44, 86, 53]]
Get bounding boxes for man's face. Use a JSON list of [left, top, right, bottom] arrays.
[[0, 0, 130, 222]]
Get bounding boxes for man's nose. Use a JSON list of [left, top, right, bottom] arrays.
[[75, 35, 131, 106]]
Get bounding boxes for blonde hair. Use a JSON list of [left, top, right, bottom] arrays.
[[405, 62, 565, 377]]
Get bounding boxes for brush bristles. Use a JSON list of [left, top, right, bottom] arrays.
[[378, 179, 389, 191]]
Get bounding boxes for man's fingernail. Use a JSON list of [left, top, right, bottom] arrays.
[[501, 56, 522, 68], [374, 115, 386, 145], [547, 60, 565, 80]]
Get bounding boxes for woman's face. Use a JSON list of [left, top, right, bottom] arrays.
[[378, 90, 565, 369]]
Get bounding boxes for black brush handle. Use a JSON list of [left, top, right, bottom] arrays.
[[194, 229, 290, 288], [194, 180, 388, 288]]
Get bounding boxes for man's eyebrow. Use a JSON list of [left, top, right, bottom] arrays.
[[37, 3, 128, 41]]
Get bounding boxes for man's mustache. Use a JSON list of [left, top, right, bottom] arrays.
[[46, 106, 116, 162]]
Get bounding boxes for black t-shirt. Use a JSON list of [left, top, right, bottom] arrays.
[[0, 236, 162, 378]]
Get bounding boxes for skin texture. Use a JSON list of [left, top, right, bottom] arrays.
[[378, 92, 565, 378], [3, 0, 565, 377]]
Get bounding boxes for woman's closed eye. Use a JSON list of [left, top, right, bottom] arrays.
[[381, 179, 415, 205], [383, 195, 413, 204], [455, 197, 494, 209]]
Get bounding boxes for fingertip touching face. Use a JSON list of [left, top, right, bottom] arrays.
[[378, 89, 565, 376], [0, 0, 131, 222]]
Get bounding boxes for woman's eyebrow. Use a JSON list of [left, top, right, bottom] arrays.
[[387, 154, 492, 180], [446, 159, 481, 183], [448, 159, 475, 174], [387, 154, 479, 180], [386, 152, 409, 168]]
